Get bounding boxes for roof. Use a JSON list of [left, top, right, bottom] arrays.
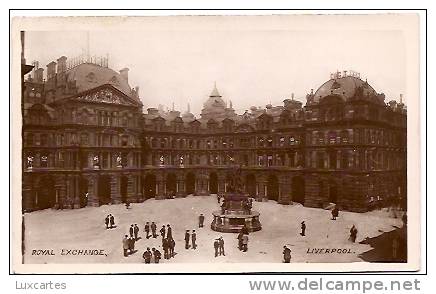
[[313, 76, 377, 103], [65, 63, 137, 100]]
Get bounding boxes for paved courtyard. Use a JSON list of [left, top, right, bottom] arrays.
[[23, 195, 403, 264]]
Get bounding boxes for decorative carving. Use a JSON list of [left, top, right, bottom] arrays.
[[27, 155, 34, 169], [75, 89, 134, 106]]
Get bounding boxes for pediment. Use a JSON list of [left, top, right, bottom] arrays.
[[73, 85, 139, 107]]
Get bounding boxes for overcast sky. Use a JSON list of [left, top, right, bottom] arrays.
[[24, 16, 407, 116]]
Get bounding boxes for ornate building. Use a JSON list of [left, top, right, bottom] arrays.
[[22, 57, 407, 213]]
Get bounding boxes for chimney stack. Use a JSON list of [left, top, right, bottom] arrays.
[[46, 61, 57, 80], [57, 56, 67, 73], [120, 68, 129, 83], [35, 68, 44, 83]]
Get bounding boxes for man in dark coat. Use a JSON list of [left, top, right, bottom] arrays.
[[214, 239, 220, 257], [160, 225, 166, 239], [242, 234, 248, 252], [162, 238, 170, 259], [129, 224, 134, 238], [350, 225, 358, 243], [129, 236, 135, 253], [300, 221, 306, 236], [144, 222, 150, 239], [184, 230, 190, 249], [198, 214, 205, 228], [219, 237, 225, 256], [151, 222, 157, 238], [237, 231, 244, 251], [283, 246, 291, 263], [122, 235, 129, 257], [192, 230, 197, 249], [152, 247, 162, 263], [143, 247, 152, 264], [169, 238, 175, 258], [109, 214, 115, 228], [134, 224, 139, 240], [332, 207, 339, 220], [166, 224, 172, 240], [105, 215, 109, 229]]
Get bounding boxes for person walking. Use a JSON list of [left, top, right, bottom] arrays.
[[105, 215, 110, 229], [219, 237, 225, 256], [152, 248, 162, 263], [109, 214, 115, 229], [283, 246, 291, 263], [184, 230, 190, 249], [160, 225, 166, 239], [300, 221, 306, 236], [198, 214, 205, 228], [134, 224, 139, 240], [214, 239, 220, 257], [143, 247, 152, 264], [144, 222, 150, 239], [242, 234, 248, 252], [167, 224, 172, 240], [122, 235, 129, 257], [192, 230, 197, 249], [129, 224, 134, 238], [169, 238, 176, 258], [151, 222, 157, 238]]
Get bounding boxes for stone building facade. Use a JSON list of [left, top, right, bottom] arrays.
[[22, 57, 407, 213]]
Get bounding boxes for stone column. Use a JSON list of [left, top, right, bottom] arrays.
[[176, 174, 186, 197], [22, 180, 34, 212], [127, 174, 137, 202], [73, 175, 81, 208], [87, 175, 99, 207], [217, 173, 226, 196]]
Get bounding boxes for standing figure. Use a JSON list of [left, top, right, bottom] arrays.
[[331, 207, 339, 220], [169, 238, 176, 258], [300, 221, 306, 236], [283, 246, 291, 263], [184, 230, 190, 249], [162, 238, 170, 260], [151, 222, 157, 238], [214, 239, 220, 257], [125, 201, 130, 209], [129, 224, 134, 238], [143, 247, 152, 264], [122, 235, 129, 257], [129, 236, 136, 253], [109, 214, 115, 229], [349, 225, 358, 243], [144, 222, 150, 239], [105, 215, 109, 229], [134, 224, 139, 240], [166, 224, 172, 240], [160, 225, 166, 239], [242, 234, 249, 252], [152, 248, 162, 263], [192, 230, 197, 249], [237, 231, 244, 251], [198, 214, 205, 228], [219, 237, 225, 256]]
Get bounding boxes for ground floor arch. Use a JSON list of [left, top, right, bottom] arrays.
[[97, 175, 111, 205], [209, 172, 218, 194], [166, 173, 177, 197], [267, 175, 279, 201], [328, 180, 338, 203], [245, 174, 256, 197], [292, 176, 305, 204], [79, 177, 89, 207], [36, 176, 56, 209], [144, 174, 156, 199], [186, 172, 196, 195]]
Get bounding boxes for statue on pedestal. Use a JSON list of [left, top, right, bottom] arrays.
[[93, 155, 100, 168], [179, 155, 184, 166], [27, 155, 33, 169], [116, 154, 123, 167]]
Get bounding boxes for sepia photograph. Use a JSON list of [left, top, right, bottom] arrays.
[[10, 13, 421, 273]]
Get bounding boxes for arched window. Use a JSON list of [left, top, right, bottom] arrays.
[[328, 131, 337, 144]]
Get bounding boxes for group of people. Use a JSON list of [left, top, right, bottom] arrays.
[[142, 247, 162, 263], [160, 224, 176, 261], [144, 221, 158, 238], [213, 237, 225, 257], [184, 230, 197, 250], [104, 214, 115, 229], [122, 234, 137, 257]]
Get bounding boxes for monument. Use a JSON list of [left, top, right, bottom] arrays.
[[211, 166, 262, 233]]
